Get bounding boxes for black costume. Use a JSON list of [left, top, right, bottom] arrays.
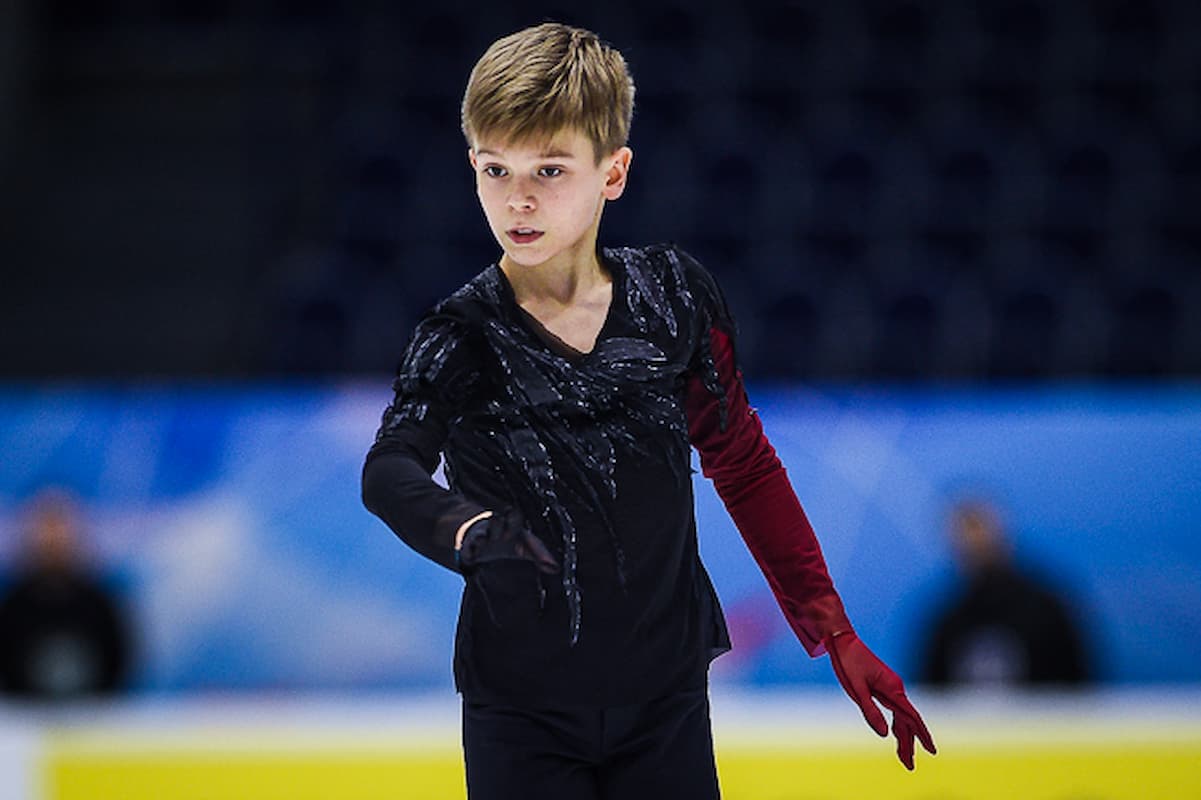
[[362, 244, 851, 795], [364, 244, 723, 704], [363, 243, 847, 702]]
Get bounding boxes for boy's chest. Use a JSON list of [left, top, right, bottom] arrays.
[[480, 312, 693, 417], [467, 321, 695, 475], [516, 285, 613, 356]]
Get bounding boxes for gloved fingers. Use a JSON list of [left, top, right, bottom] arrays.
[[829, 633, 936, 765], [832, 654, 888, 737], [457, 521, 493, 566], [892, 715, 916, 770], [460, 512, 560, 573], [853, 689, 889, 738], [877, 691, 936, 756], [518, 530, 561, 573], [829, 636, 889, 737]]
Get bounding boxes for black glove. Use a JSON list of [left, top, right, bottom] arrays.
[[455, 509, 560, 574]]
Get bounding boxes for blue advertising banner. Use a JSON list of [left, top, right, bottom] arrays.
[[0, 382, 1198, 693]]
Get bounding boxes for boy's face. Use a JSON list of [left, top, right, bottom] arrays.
[[469, 129, 631, 271]]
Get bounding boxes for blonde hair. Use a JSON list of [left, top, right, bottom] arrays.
[[461, 22, 635, 163]]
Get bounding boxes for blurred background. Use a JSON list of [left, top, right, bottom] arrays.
[[0, 1, 1199, 798], [2, 0, 1199, 381]]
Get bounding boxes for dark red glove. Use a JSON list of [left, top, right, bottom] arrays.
[[685, 328, 852, 656], [826, 631, 936, 770], [685, 325, 935, 768]]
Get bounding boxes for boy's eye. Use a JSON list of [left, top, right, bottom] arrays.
[[538, 167, 563, 178], [483, 165, 507, 178]]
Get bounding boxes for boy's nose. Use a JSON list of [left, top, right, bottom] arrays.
[[507, 193, 536, 212], [506, 178, 536, 212]]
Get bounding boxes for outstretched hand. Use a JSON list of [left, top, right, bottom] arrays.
[[825, 632, 936, 770]]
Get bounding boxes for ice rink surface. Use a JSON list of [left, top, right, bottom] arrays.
[[3, 686, 1199, 799]]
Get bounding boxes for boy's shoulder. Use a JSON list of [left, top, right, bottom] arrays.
[[426, 264, 508, 322], [603, 242, 716, 294], [604, 242, 726, 313], [604, 241, 696, 271]]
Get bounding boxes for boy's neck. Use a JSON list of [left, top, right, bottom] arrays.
[[500, 238, 608, 307]]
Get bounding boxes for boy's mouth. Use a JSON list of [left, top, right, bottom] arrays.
[[506, 228, 544, 245]]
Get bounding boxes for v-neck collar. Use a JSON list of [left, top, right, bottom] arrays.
[[494, 249, 623, 361]]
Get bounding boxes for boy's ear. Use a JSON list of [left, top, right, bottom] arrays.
[[602, 146, 633, 200], [468, 148, 477, 170]]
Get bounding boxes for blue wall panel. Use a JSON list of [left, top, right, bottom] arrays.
[[1, 382, 1198, 692]]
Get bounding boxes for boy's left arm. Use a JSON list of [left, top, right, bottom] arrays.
[[685, 325, 935, 769]]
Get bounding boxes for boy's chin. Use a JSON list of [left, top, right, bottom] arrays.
[[500, 248, 551, 268]]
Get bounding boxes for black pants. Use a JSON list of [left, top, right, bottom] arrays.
[[461, 686, 720, 799]]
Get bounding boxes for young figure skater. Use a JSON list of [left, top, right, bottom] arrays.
[[362, 21, 935, 799]]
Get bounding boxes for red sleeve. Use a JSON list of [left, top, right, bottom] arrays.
[[685, 326, 852, 656]]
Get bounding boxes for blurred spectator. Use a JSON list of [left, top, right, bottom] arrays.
[[0, 488, 133, 699], [919, 496, 1092, 688]]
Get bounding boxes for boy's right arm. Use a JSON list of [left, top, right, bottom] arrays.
[[362, 427, 488, 573], [363, 311, 561, 576], [361, 314, 488, 572]]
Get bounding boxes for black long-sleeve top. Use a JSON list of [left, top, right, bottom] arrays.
[[362, 243, 848, 708]]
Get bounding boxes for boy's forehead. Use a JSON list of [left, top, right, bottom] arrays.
[[473, 129, 590, 159]]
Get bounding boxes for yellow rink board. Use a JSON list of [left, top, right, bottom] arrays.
[[45, 740, 1201, 800]]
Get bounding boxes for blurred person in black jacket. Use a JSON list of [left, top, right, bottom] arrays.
[[0, 487, 133, 699], [920, 496, 1092, 688]]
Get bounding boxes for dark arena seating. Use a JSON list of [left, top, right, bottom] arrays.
[[0, 0, 1197, 381]]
